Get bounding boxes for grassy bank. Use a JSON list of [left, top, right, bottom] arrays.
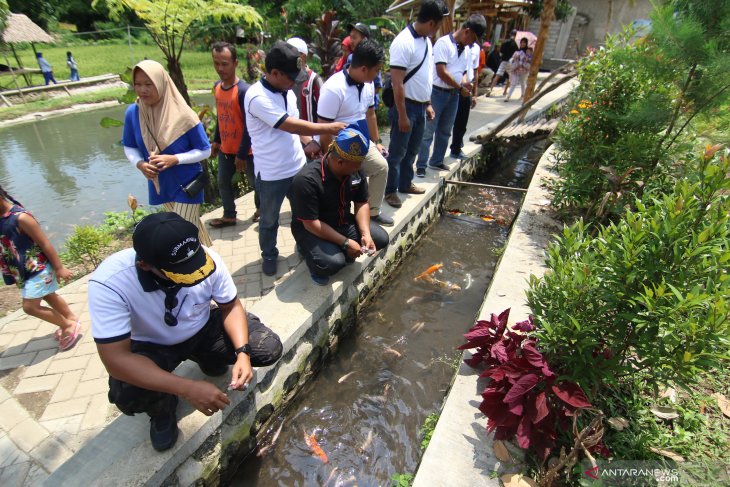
[[0, 87, 127, 121], [10, 43, 218, 90]]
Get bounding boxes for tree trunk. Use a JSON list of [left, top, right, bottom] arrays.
[[166, 56, 192, 106], [522, 0, 556, 103]]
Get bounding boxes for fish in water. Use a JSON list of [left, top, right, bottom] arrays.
[[416, 274, 462, 293], [338, 371, 356, 384], [410, 321, 425, 333], [256, 421, 284, 457], [383, 347, 402, 359], [406, 295, 422, 304], [359, 430, 374, 453], [325, 467, 339, 486], [304, 430, 329, 463], [415, 263, 444, 280], [451, 261, 464, 269]]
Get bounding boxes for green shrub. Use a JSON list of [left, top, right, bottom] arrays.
[[527, 147, 730, 396], [63, 225, 113, 271], [550, 31, 673, 220]]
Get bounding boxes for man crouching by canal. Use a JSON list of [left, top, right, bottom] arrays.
[[88, 213, 282, 451], [291, 128, 389, 286]]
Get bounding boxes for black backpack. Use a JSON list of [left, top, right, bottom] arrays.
[[381, 44, 429, 108]]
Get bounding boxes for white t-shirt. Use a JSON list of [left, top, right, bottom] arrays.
[[88, 247, 237, 346], [467, 42, 480, 82], [317, 69, 375, 140], [244, 78, 306, 181], [432, 34, 471, 90], [389, 24, 434, 102]]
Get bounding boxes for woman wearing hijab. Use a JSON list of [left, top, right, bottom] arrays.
[[122, 60, 213, 246]]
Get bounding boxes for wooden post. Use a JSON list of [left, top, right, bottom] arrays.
[[522, 0, 556, 103], [9, 44, 31, 86], [2, 49, 27, 103]]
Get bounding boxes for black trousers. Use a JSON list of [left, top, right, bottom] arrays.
[[294, 221, 389, 277], [108, 309, 282, 417], [450, 94, 472, 154]]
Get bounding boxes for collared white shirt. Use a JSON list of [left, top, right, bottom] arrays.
[[317, 69, 375, 141], [432, 34, 471, 90], [389, 24, 434, 102], [89, 248, 237, 346], [244, 78, 306, 181]]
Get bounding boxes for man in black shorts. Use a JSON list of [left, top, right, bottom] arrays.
[[290, 128, 389, 286]]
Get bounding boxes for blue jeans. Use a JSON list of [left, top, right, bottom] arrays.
[[386, 101, 426, 194], [42, 72, 57, 85], [70, 69, 80, 81], [255, 174, 294, 261], [417, 88, 460, 169]]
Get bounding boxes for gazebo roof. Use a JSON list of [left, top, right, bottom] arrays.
[[1, 13, 55, 44]]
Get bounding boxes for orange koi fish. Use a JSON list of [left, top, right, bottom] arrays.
[[304, 431, 329, 463], [415, 263, 443, 280]]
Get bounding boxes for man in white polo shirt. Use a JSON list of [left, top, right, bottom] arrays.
[[416, 14, 486, 177], [245, 41, 345, 276], [88, 213, 283, 452], [384, 0, 449, 209], [317, 39, 393, 227], [449, 40, 481, 160]]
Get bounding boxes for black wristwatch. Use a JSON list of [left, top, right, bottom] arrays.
[[235, 344, 251, 356]]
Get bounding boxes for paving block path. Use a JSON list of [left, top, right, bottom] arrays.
[[0, 88, 560, 486]]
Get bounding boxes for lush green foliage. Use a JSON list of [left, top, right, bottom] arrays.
[[390, 473, 413, 487], [419, 412, 439, 451], [0, 0, 9, 35], [63, 224, 113, 270], [528, 147, 730, 397], [523, 0, 574, 22], [550, 33, 673, 219]]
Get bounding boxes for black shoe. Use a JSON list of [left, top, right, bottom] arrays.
[[428, 162, 450, 171], [262, 258, 277, 276], [199, 362, 228, 377], [372, 214, 394, 226], [150, 397, 179, 452], [416, 168, 426, 178]]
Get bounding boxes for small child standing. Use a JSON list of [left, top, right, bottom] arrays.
[[0, 186, 81, 351], [67, 51, 80, 81]]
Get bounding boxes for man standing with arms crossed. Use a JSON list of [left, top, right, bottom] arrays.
[[245, 41, 345, 277], [416, 14, 486, 176], [209, 42, 258, 227], [384, 0, 449, 209]]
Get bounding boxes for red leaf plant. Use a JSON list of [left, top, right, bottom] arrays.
[[459, 308, 598, 461]]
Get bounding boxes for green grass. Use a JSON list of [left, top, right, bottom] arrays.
[[12, 42, 218, 90], [0, 87, 127, 121]]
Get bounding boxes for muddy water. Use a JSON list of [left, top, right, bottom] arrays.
[[229, 144, 545, 486]]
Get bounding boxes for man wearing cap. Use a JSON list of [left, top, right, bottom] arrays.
[[290, 128, 389, 286], [384, 0, 449, 209], [88, 213, 283, 452], [489, 29, 519, 94], [317, 39, 393, 227], [244, 41, 346, 277], [286, 37, 323, 129], [449, 40, 482, 160], [416, 14, 487, 177], [346, 21, 383, 109]]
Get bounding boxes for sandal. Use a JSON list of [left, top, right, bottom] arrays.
[[208, 218, 238, 228], [251, 210, 260, 223], [54, 328, 62, 341], [59, 321, 82, 351]]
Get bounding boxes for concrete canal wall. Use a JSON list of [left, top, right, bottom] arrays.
[[39, 82, 575, 487]]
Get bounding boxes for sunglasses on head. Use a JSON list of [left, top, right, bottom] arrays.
[[163, 287, 188, 327]]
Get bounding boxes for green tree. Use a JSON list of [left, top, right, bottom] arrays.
[[7, 0, 61, 30], [93, 0, 262, 105], [0, 0, 9, 35]]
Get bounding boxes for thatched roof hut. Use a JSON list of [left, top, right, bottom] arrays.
[[2, 13, 55, 44]]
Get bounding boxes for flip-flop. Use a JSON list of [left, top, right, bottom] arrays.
[[208, 218, 238, 228], [54, 328, 62, 341], [59, 321, 82, 351]]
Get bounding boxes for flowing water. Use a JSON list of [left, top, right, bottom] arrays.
[[0, 95, 213, 248], [230, 143, 544, 486]]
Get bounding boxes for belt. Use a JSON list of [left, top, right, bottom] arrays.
[[405, 98, 430, 105], [433, 85, 458, 94]]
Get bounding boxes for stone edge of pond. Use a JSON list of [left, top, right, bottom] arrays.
[[412, 145, 562, 487]]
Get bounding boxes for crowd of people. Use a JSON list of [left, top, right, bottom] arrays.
[[0, 0, 538, 453]]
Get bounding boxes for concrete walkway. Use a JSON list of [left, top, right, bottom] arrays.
[[0, 80, 572, 486]]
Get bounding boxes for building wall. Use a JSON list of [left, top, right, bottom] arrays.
[[570, 0, 653, 48]]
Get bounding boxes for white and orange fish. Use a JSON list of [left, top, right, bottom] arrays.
[[304, 430, 328, 463]]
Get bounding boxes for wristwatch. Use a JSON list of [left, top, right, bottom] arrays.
[[235, 344, 251, 356], [341, 238, 349, 251]]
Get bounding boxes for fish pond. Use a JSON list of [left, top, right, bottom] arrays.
[[230, 142, 545, 486]]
